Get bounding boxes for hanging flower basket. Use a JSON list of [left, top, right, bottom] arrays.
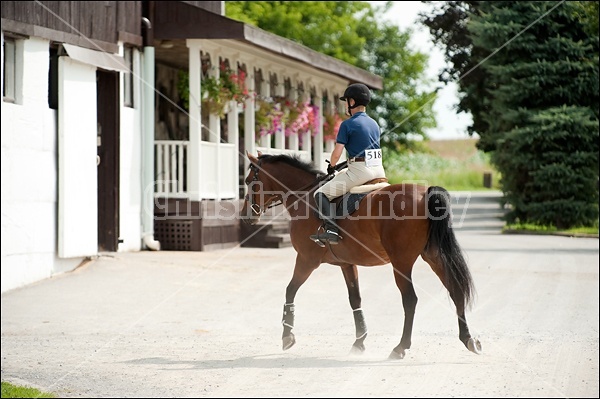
[[255, 96, 285, 137], [323, 111, 346, 140], [256, 96, 320, 137], [285, 101, 320, 137], [202, 63, 250, 118]]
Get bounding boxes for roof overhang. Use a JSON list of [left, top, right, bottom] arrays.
[[151, 1, 382, 90], [61, 43, 128, 72]]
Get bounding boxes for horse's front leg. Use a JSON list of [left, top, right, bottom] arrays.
[[341, 264, 368, 353], [282, 254, 319, 350]]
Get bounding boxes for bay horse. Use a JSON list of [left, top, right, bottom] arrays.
[[240, 151, 481, 359]]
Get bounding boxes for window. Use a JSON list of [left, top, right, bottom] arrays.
[[123, 46, 133, 108], [3, 37, 16, 102]]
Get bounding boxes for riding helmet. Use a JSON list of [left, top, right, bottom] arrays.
[[339, 83, 371, 106]]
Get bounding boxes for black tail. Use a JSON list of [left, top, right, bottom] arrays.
[[425, 186, 475, 310]]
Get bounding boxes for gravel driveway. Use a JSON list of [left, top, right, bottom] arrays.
[[1, 227, 598, 398]]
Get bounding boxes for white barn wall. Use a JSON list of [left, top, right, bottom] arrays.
[[1, 37, 82, 293], [1, 37, 147, 293], [118, 48, 143, 252]]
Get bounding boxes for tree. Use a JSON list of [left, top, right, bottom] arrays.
[[422, 1, 599, 228], [225, 1, 437, 149], [472, 2, 598, 228], [419, 1, 488, 143]]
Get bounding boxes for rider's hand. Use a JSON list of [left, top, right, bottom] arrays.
[[327, 164, 336, 175]]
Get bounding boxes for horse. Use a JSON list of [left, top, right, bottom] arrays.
[[240, 151, 481, 359]]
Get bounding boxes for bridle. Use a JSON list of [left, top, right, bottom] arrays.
[[244, 160, 283, 217], [244, 158, 335, 217]]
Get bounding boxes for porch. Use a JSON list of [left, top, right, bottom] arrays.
[[148, 3, 381, 250]]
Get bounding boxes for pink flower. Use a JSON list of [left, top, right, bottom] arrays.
[[323, 112, 345, 140]]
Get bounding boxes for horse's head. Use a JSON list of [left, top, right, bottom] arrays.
[[240, 151, 282, 225]]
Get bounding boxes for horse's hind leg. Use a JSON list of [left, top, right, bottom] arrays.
[[281, 254, 320, 351], [389, 262, 418, 359], [341, 264, 368, 353], [422, 252, 482, 354]]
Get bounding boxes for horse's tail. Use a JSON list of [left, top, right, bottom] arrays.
[[425, 186, 475, 310]]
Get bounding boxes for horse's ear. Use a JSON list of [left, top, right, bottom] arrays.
[[257, 150, 263, 157], [246, 150, 258, 164]]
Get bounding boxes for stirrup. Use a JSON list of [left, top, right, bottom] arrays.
[[324, 229, 341, 244], [310, 229, 341, 246], [310, 234, 326, 247], [310, 226, 327, 247]]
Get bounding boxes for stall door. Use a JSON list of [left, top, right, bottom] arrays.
[[96, 70, 120, 252]]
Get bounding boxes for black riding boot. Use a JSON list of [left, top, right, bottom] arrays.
[[310, 192, 341, 245]]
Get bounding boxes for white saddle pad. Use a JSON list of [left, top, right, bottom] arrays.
[[349, 182, 390, 194]]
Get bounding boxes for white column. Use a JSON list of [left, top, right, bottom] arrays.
[[227, 102, 238, 144], [187, 42, 202, 201], [223, 58, 241, 201], [313, 90, 324, 170], [299, 84, 311, 154], [243, 66, 256, 189], [330, 86, 346, 164], [274, 71, 285, 150], [288, 74, 299, 151], [260, 70, 271, 149], [208, 55, 221, 144]]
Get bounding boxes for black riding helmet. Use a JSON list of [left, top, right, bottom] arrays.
[[339, 83, 371, 107]]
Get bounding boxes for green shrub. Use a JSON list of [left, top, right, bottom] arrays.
[[383, 147, 499, 191]]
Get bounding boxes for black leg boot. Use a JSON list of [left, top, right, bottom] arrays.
[[310, 192, 341, 245]]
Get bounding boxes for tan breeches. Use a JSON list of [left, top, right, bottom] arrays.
[[315, 161, 386, 201]]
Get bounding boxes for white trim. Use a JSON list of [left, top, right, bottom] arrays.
[[62, 43, 128, 73], [57, 56, 98, 258]]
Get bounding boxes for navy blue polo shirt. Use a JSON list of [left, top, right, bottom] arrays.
[[336, 112, 381, 158]]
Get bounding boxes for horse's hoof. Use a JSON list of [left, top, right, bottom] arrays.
[[467, 337, 482, 354], [388, 348, 406, 360], [282, 334, 296, 351], [350, 342, 365, 354]]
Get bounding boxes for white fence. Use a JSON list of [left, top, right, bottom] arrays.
[[155, 136, 340, 199], [256, 130, 312, 163], [155, 140, 188, 197], [198, 141, 238, 200]]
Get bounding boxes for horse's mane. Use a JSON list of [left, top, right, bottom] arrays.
[[258, 154, 325, 177]]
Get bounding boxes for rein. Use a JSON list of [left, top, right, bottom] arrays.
[[245, 159, 339, 216]]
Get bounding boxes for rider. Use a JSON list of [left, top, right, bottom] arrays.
[[310, 83, 386, 245]]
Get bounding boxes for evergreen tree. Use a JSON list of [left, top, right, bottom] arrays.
[[467, 1, 599, 228]]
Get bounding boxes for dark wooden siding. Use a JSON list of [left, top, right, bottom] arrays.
[[154, 198, 240, 251], [1, 1, 142, 48], [182, 1, 222, 15]]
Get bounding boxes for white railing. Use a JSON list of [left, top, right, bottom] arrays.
[[199, 141, 238, 200], [256, 130, 313, 163], [155, 135, 340, 201], [155, 140, 189, 197], [155, 140, 238, 200], [256, 136, 343, 171]]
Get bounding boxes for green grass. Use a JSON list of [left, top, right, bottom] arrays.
[[503, 223, 599, 236], [383, 146, 500, 191], [1, 382, 56, 398]]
